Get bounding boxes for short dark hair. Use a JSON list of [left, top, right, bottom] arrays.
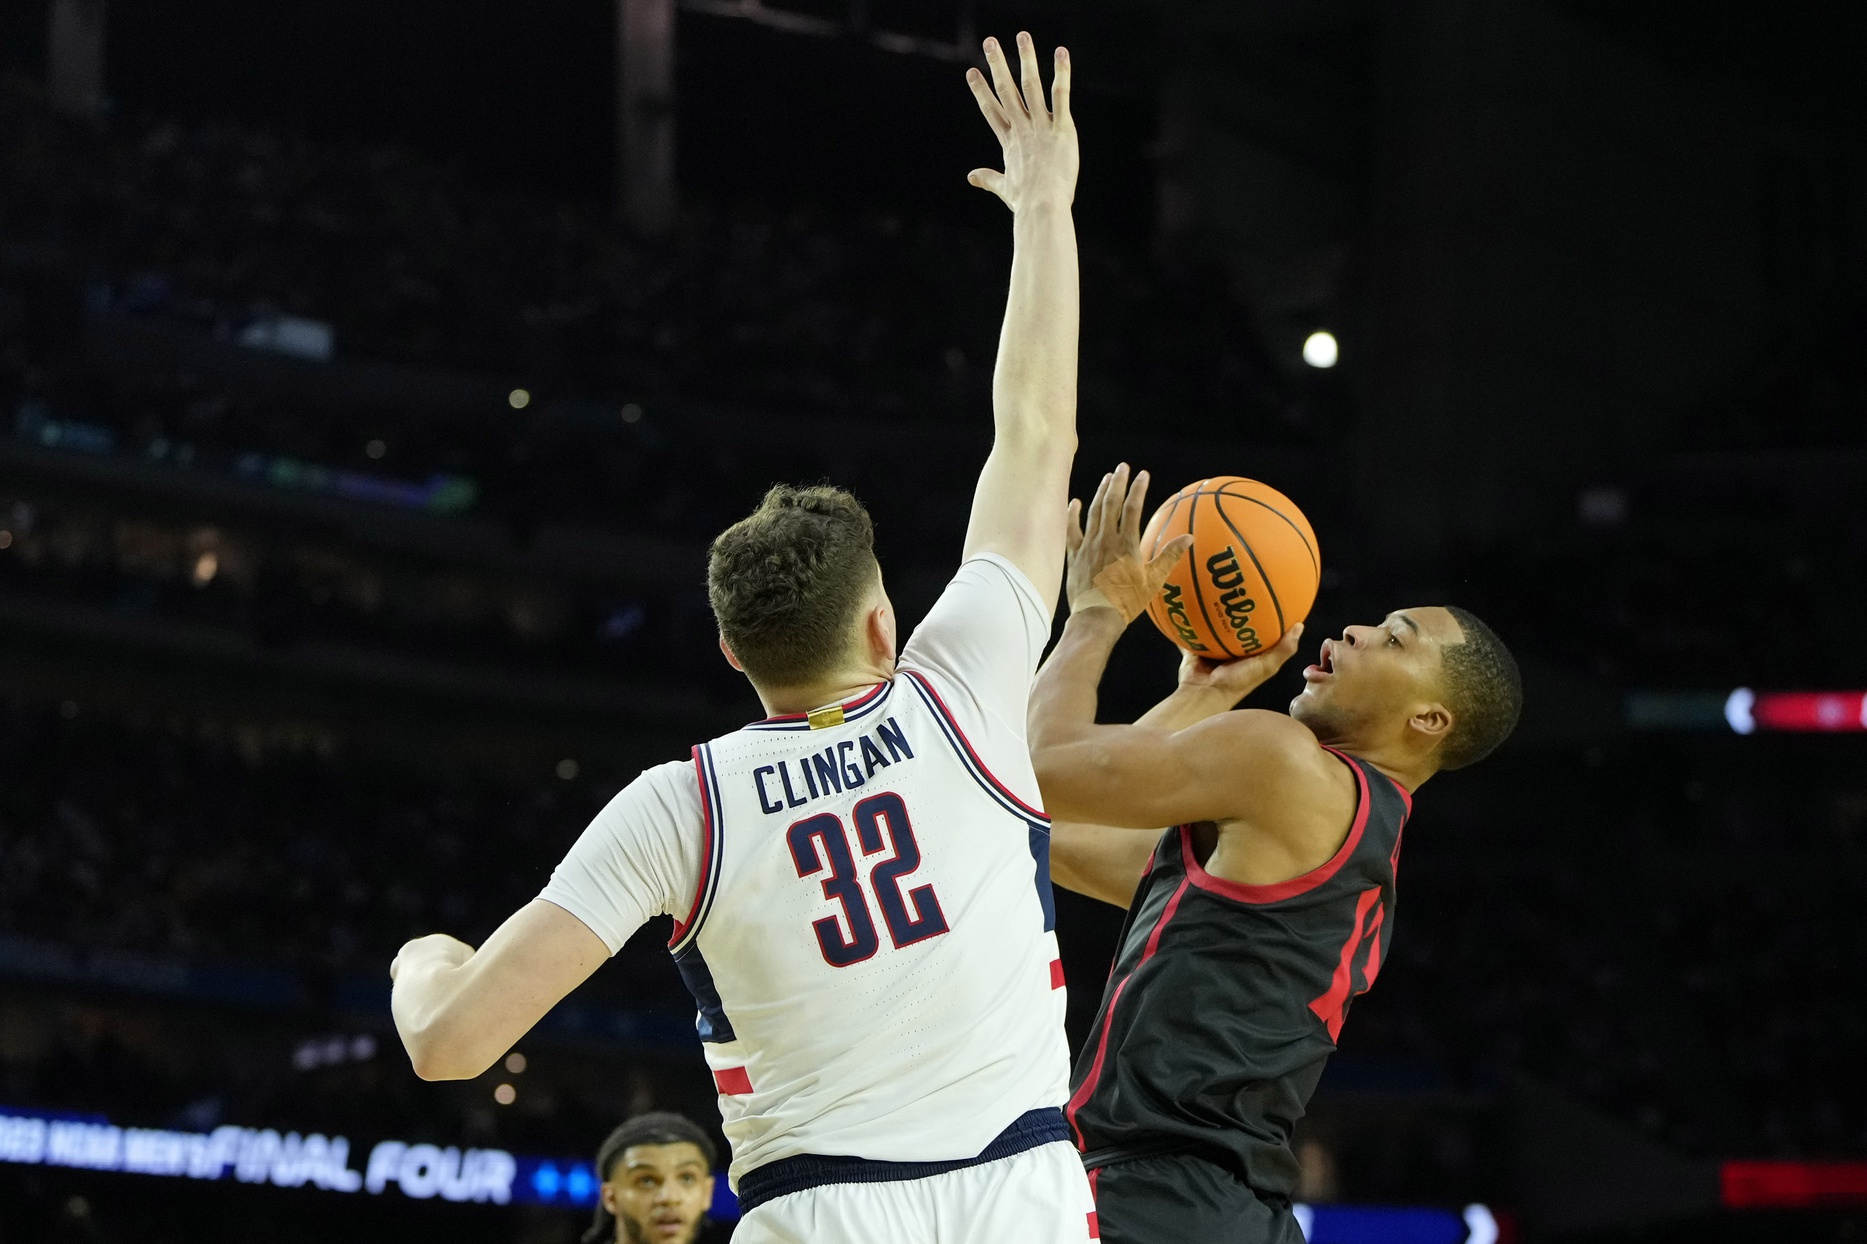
[[583, 1112, 717, 1244], [708, 484, 878, 687], [1437, 607, 1522, 770]]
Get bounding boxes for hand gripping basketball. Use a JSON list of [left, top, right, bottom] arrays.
[[1066, 464, 1194, 621]]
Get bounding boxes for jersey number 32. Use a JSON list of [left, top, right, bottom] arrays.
[[787, 792, 949, 967]]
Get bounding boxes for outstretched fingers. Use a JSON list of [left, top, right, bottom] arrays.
[[1122, 469, 1152, 540], [965, 66, 1011, 141], [982, 36, 1027, 124], [1016, 32, 1048, 123], [1049, 46, 1071, 123]]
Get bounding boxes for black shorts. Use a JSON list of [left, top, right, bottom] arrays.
[[1088, 1153, 1304, 1244]]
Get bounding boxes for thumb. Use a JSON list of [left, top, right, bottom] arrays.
[[967, 168, 1008, 202], [1147, 533, 1194, 579], [1065, 499, 1084, 556], [1269, 621, 1305, 660]]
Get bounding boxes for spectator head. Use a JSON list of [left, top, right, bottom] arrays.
[[585, 1112, 718, 1244]]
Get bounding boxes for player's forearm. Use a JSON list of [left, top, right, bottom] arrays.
[[1029, 604, 1124, 753], [991, 200, 1078, 447], [1135, 683, 1241, 733]]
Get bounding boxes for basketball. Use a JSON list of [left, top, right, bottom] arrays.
[[1140, 476, 1321, 659]]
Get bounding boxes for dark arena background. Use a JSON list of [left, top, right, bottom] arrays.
[[2, 1, 1866, 1241]]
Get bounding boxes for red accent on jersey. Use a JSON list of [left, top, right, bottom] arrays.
[[1177, 749, 1371, 905], [670, 746, 718, 947], [712, 1066, 754, 1095], [1308, 886, 1382, 1040], [757, 681, 890, 724], [1360, 900, 1386, 986], [1051, 958, 1066, 989], [901, 670, 1048, 821], [1067, 876, 1192, 1144]]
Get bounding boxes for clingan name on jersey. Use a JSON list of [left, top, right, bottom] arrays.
[[752, 718, 915, 814]]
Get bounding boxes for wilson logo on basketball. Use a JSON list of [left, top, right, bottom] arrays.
[[1157, 582, 1210, 652], [1206, 547, 1262, 653], [1140, 475, 1320, 659]]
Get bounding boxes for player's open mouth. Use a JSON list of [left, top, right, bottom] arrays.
[[1302, 640, 1336, 683]]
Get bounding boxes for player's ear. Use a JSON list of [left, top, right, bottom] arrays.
[[718, 634, 746, 672], [599, 1180, 621, 1214], [1408, 701, 1453, 746], [864, 599, 897, 663]]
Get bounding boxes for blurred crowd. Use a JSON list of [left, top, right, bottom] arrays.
[[0, 73, 1297, 442]]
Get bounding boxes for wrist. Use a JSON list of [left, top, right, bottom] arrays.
[[1066, 596, 1126, 628], [1012, 196, 1075, 222]]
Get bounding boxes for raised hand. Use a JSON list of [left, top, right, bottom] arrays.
[[965, 32, 1078, 212], [1065, 463, 1193, 619]]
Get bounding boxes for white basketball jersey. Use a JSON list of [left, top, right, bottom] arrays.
[[540, 555, 1071, 1188]]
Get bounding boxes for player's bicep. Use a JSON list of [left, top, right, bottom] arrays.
[[539, 760, 700, 952], [1050, 822, 1160, 908], [961, 438, 1074, 600]]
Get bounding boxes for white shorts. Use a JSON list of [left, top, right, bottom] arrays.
[[732, 1140, 1098, 1244]]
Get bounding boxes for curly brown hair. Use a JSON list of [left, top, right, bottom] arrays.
[[707, 484, 879, 688]]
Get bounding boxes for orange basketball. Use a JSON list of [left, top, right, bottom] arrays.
[[1140, 476, 1321, 659]]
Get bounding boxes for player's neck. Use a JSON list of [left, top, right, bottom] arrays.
[[1327, 737, 1432, 796], [750, 664, 895, 718]]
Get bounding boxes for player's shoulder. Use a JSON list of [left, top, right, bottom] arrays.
[[594, 757, 702, 824], [1205, 710, 1343, 785]]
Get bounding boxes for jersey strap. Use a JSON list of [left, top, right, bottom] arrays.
[[734, 1107, 1070, 1212], [900, 669, 1047, 823], [669, 743, 726, 952], [901, 668, 1057, 932]]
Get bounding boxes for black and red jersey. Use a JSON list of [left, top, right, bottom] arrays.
[[1065, 746, 1411, 1198]]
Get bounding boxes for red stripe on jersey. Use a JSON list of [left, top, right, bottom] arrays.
[[1087, 1211, 1100, 1239], [1360, 900, 1386, 986], [1308, 886, 1382, 1041], [1051, 958, 1066, 989], [712, 1066, 753, 1095], [1066, 875, 1192, 1144], [901, 670, 1048, 821], [669, 746, 717, 947], [758, 681, 889, 724], [1178, 749, 1372, 905]]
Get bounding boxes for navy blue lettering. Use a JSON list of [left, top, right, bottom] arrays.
[[800, 756, 820, 799], [777, 763, 808, 809], [877, 717, 913, 762], [859, 736, 890, 779], [811, 748, 844, 797], [838, 740, 865, 788], [752, 766, 782, 815]]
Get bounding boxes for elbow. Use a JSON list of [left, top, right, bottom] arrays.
[[399, 1022, 488, 1082]]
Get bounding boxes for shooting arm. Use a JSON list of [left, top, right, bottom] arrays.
[[391, 900, 608, 1081]]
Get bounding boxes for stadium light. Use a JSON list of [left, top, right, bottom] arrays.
[[1302, 331, 1339, 369]]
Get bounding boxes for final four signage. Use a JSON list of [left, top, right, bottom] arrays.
[[0, 1106, 517, 1204]]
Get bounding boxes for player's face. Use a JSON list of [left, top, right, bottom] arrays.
[[602, 1143, 714, 1244], [1289, 607, 1461, 745]]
